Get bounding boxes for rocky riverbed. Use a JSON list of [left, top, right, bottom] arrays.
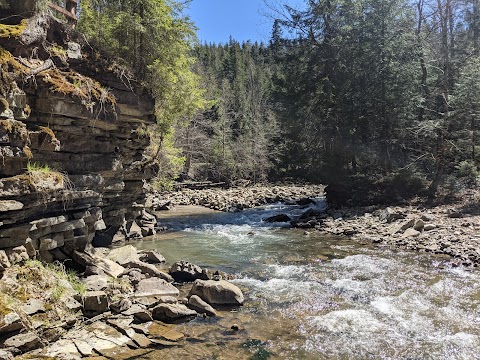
[[0, 245, 244, 359], [147, 184, 325, 212]]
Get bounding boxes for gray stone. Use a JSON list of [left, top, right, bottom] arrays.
[[138, 250, 165, 264], [6, 246, 29, 265], [189, 280, 244, 306], [122, 304, 153, 323], [0, 312, 23, 333], [392, 219, 415, 234], [134, 277, 179, 298], [169, 261, 209, 283], [151, 303, 197, 323], [72, 339, 94, 357], [83, 275, 109, 291], [0, 250, 11, 269], [403, 228, 421, 238], [22, 299, 45, 315], [0, 200, 23, 212], [3, 332, 41, 353], [108, 245, 140, 265], [424, 223, 437, 231], [30, 215, 68, 229], [39, 233, 65, 251], [188, 295, 217, 316], [126, 221, 143, 239], [61, 295, 83, 312], [413, 219, 425, 231], [73, 251, 125, 278], [47, 339, 81, 358], [82, 291, 109, 316], [124, 260, 173, 282], [378, 208, 406, 223], [110, 298, 133, 314], [0, 350, 13, 360]]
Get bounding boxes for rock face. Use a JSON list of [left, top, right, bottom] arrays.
[[189, 280, 244, 306], [0, 16, 157, 261]]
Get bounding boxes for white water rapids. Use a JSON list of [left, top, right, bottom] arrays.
[[137, 201, 480, 359]]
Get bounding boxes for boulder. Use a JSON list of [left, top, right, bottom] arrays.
[[424, 224, 437, 231], [151, 303, 197, 323], [391, 219, 415, 235], [82, 291, 109, 316], [22, 299, 45, 316], [108, 245, 140, 265], [189, 280, 244, 306], [188, 295, 217, 316], [138, 250, 165, 264], [73, 250, 125, 278], [3, 332, 41, 353], [134, 278, 179, 298], [413, 219, 425, 231], [122, 304, 153, 323], [83, 275, 109, 291], [110, 298, 133, 314], [147, 322, 184, 342], [124, 260, 173, 282], [403, 228, 420, 238], [0, 312, 23, 333], [6, 246, 29, 265], [263, 214, 291, 223], [378, 208, 406, 223], [169, 261, 209, 283]]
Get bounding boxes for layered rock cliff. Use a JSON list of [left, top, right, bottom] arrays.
[[0, 14, 157, 263]]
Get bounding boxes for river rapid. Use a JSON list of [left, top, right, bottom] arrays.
[[136, 200, 480, 360]]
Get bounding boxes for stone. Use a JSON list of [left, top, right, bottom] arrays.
[[448, 212, 464, 219], [263, 214, 291, 223], [413, 219, 425, 231], [378, 208, 406, 223], [188, 295, 217, 316], [126, 221, 143, 240], [0, 350, 13, 360], [82, 291, 109, 316], [84, 265, 105, 276], [73, 251, 125, 278], [130, 333, 151, 348], [0, 200, 23, 212], [39, 233, 65, 251], [134, 277, 179, 298], [147, 322, 184, 341], [108, 245, 140, 265], [22, 299, 45, 315], [392, 219, 415, 234], [83, 275, 109, 291], [0, 250, 11, 269], [124, 260, 173, 282], [110, 298, 133, 314], [424, 224, 437, 231], [403, 228, 421, 238], [169, 261, 209, 283], [31, 215, 68, 229], [73, 339, 94, 357], [46, 339, 80, 358], [67, 42, 82, 60], [6, 246, 28, 265], [62, 295, 83, 312], [189, 280, 244, 306], [151, 303, 197, 323], [138, 250, 165, 264], [0, 312, 23, 333], [122, 304, 153, 323], [3, 332, 41, 353]]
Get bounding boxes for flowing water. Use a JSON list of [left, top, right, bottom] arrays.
[[136, 201, 480, 360]]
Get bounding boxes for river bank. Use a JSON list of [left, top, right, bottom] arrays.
[[152, 185, 480, 267]]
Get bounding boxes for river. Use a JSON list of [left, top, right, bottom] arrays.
[[136, 200, 480, 360]]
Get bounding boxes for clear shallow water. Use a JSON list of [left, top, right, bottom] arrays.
[[136, 202, 480, 360]]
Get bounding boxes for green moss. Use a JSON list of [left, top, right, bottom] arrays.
[[0, 20, 27, 39]]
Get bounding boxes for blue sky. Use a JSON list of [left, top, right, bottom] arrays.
[[185, 0, 306, 44]]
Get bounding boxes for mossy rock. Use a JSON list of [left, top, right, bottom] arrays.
[[0, 20, 27, 39]]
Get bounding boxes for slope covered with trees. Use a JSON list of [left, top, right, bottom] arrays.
[[186, 0, 480, 204]]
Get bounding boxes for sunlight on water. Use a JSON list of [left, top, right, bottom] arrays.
[[137, 203, 480, 360]]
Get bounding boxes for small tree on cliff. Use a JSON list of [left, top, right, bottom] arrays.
[[78, 0, 207, 187]]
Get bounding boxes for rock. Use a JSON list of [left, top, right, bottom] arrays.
[[83, 275, 109, 291], [121, 268, 145, 285], [188, 295, 217, 316], [169, 261, 209, 283], [378, 208, 406, 223], [46, 339, 80, 358], [392, 219, 415, 234], [62, 295, 83, 312], [124, 260, 173, 281], [189, 279, 244, 306], [134, 277, 179, 298], [130, 333, 151, 348], [0, 250, 11, 269], [82, 291, 109, 316], [424, 224, 437, 231], [0, 350, 13, 360], [108, 245, 140, 265], [138, 250, 165, 264], [413, 219, 425, 231], [296, 197, 316, 206], [300, 208, 326, 219], [263, 214, 291, 223], [3, 332, 41, 353], [151, 303, 197, 323], [0, 312, 23, 333], [84, 265, 105, 276], [6, 246, 29, 265], [72, 339, 94, 357], [126, 221, 143, 240], [403, 228, 420, 238], [421, 214, 435, 222], [448, 212, 464, 219], [0, 200, 23, 212], [22, 299, 45, 315], [122, 304, 153, 322], [110, 298, 133, 314], [147, 322, 184, 341], [73, 251, 125, 278]]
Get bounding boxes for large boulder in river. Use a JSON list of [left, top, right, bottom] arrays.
[[107, 245, 139, 265], [169, 261, 209, 283], [263, 214, 291, 223], [151, 303, 197, 323], [189, 279, 244, 306]]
